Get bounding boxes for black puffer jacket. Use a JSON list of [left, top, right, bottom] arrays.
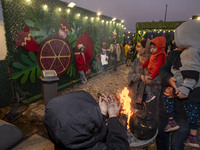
[[44, 90, 129, 150]]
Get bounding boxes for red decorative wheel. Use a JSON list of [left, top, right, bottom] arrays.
[[37, 36, 72, 77]]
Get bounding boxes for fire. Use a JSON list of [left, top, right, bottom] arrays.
[[119, 87, 133, 129]]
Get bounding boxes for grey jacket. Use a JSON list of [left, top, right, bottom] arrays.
[[174, 20, 200, 96], [128, 58, 161, 117]]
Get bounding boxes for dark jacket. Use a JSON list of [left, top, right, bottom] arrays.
[[159, 50, 200, 118], [44, 91, 129, 150]]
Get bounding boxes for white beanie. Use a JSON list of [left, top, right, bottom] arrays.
[[77, 44, 84, 50]]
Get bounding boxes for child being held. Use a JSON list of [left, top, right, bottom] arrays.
[[162, 19, 200, 148], [139, 36, 167, 103]]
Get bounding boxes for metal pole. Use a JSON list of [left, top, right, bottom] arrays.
[[164, 4, 168, 21]]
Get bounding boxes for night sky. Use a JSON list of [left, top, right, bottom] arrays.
[[61, 0, 200, 32], [0, 0, 200, 32]]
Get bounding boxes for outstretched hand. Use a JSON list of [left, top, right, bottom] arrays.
[[107, 95, 122, 118], [98, 94, 108, 115]]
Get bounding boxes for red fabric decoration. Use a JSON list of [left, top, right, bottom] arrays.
[[16, 27, 38, 52], [59, 19, 71, 39]]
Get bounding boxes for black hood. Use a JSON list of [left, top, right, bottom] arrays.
[[44, 90, 107, 149]]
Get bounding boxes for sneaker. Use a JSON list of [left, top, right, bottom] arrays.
[[145, 94, 156, 103], [184, 135, 200, 148], [164, 120, 180, 132]]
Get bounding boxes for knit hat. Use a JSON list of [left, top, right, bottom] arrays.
[[77, 44, 84, 50]]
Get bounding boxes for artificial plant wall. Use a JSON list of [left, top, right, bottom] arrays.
[[1, 0, 124, 105]]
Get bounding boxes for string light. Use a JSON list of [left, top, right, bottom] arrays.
[[112, 18, 116, 21], [59, 8, 62, 11], [91, 17, 94, 20], [102, 20, 104, 23], [85, 16, 88, 19], [97, 17, 100, 20], [67, 9, 70, 13], [26, 0, 31, 2], [106, 21, 109, 24], [97, 11, 102, 16], [77, 13, 80, 17], [43, 4, 48, 10], [121, 20, 124, 23]]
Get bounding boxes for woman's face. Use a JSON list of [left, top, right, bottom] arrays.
[[136, 43, 145, 55]]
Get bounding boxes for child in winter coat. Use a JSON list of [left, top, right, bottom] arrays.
[[139, 36, 167, 103], [162, 19, 200, 148], [76, 44, 88, 84]]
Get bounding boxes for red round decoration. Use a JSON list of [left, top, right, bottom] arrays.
[[37, 36, 72, 77]]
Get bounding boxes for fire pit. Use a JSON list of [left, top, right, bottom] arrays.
[[119, 87, 158, 148]]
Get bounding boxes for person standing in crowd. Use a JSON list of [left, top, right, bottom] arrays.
[[128, 39, 161, 118], [161, 19, 200, 148], [100, 48, 109, 73], [76, 44, 88, 84], [139, 36, 167, 103], [109, 39, 121, 71], [131, 42, 137, 62], [158, 49, 190, 150], [44, 91, 130, 150], [124, 41, 132, 66]]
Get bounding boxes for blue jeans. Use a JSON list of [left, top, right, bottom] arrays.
[[156, 113, 189, 150]]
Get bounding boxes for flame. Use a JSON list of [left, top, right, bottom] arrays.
[[119, 87, 133, 129]]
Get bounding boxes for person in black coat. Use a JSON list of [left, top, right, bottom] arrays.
[[157, 50, 200, 150], [44, 90, 129, 150]]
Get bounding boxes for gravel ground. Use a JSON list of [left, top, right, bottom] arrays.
[[0, 64, 199, 150]]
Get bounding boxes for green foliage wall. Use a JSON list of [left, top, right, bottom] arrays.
[[1, 0, 124, 105]]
